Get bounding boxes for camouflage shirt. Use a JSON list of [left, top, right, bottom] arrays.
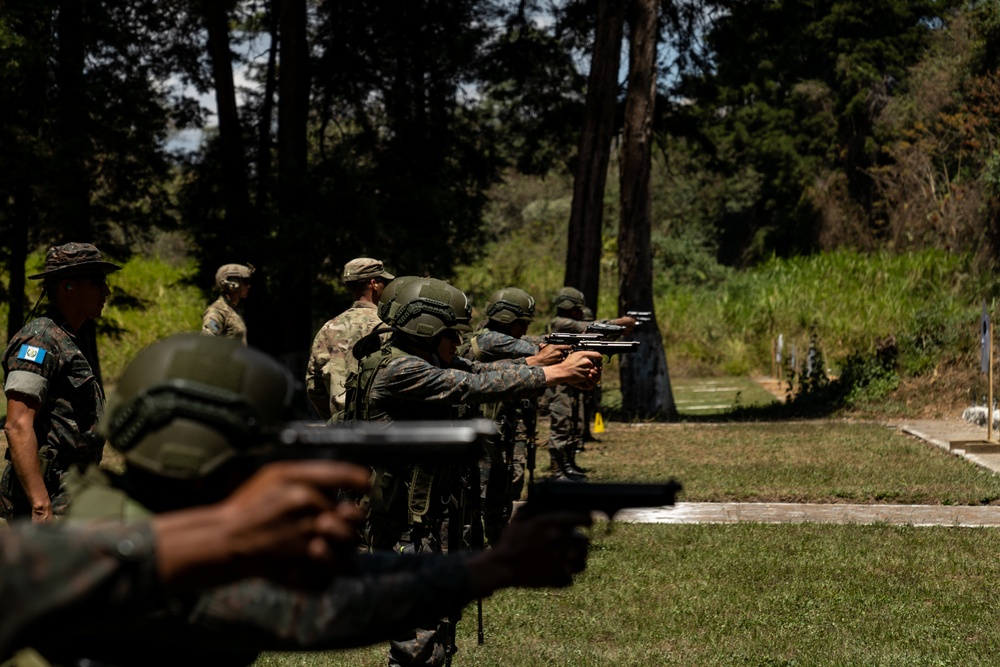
[[368, 350, 544, 419], [0, 521, 162, 659], [460, 327, 539, 363], [549, 315, 590, 334], [2, 308, 106, 468], [306, 301, 383, 420], [202, 295, 247, 346]]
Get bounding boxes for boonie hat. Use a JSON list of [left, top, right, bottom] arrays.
[[28, 242, 122, 281], [343, 257, 394, 283]]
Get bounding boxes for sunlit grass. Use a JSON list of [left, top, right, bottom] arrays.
[[255, 522, 1000, 667], [575, 421, 1000, 505]]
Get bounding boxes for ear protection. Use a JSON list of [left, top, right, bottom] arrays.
[[64, 283, 73, 292]]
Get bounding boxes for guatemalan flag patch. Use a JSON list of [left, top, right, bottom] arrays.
[[16, 344, 46, 365]]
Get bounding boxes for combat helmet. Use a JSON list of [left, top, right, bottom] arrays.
[[102, 333, 294, 480], [384, 277, 472, 338], [377, 275, 419, 325], [215, 263, 254, 293], [485, 287, 535, 324], [553, 286, 586, 311]]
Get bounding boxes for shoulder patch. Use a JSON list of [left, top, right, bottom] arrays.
[[206, 320, 222, 334], [16, 344, 47, 364]]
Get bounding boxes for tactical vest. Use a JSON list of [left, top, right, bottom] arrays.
[[344, 342, 456, 530], [458, 326, 518, 445]]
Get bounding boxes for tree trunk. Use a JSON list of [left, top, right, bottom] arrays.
[[255, 3, 280, 207], [202, 0, 252, 231], [618, 0, 676, 420], [54, 0, 91, 240], [7, 183, 30, 340], [564, 0, 626, 311], [274, 0, 313, 360]]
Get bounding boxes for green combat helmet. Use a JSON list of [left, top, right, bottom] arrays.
[[553, 286, 586, 311], [377, 275, 419, 325], [102, 333, 294, 481], [215, 263, 254, 293], [485, 287, 535, 324], [388, 277, 472, 338]]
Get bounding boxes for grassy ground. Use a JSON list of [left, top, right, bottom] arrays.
[[669, 376, 779, 416], [573, 421, 1000, 504], [255, 524, 1000, 667], [249, 420, 1000, 667]]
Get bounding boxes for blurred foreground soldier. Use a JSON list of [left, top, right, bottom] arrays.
[[202, 263, 254, 345], [344, 277, 599, 667], [545, 287, 635, 480], [459, 287, 567, 544], [1, 242, 120, 523], [0, 459, 377, 663], [306, 257, 394, 419], [50, 333, 591, 667]]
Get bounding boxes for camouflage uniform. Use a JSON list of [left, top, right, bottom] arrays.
[[545, 315, 590, 462], [345, 338, 546, 667], [459, 327, 539, 545], [305, 301, 383, 420], [0, 520, 161, 660], [55, 466, 481, 666], [0, 309, 106, 520], [201, 294, 247, 345]]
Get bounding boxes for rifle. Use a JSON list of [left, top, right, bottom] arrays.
[[523, 478, 682, 527], [271, 419, 496, 464], [626, 310, 654, 325]]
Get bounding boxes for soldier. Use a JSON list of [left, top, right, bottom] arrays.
[[47, 333, 591, 667], [1, 242, 121, 522], [202, 263, 253, 345], [306, 257, 394, 420], [545, 287, 635, 479], [343, 277, 600, 667], [1, 458, 373, 662], [459, 287, 568, 544]]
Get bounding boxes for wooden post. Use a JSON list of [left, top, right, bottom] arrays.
[[990, 320, 994, 443]]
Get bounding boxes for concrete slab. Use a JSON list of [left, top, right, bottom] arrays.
[[616, 503, 1000, 527], [896, 419, 1000, 474]]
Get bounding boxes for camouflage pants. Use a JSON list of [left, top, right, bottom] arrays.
[[479, 437, 526, 546], [545, 385, 583, 454], [0, 460, 70, 521], [388, 520, 454, 667]]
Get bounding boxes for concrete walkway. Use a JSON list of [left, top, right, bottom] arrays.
[[617, 502, 1000, 527], [605, 419, 1000, 528]]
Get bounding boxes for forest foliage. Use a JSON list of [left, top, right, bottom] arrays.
[[1, 0, 999, 367]]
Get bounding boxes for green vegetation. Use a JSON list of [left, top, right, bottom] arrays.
[[459, 215, 991, 396]]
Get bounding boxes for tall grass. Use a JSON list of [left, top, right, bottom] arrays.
[[661, 249, 986, 376]]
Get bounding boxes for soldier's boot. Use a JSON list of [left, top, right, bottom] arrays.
[[566, 446, 590, 474], [549, 448, 586, 480]]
